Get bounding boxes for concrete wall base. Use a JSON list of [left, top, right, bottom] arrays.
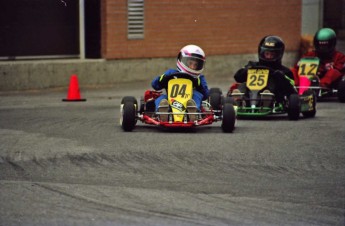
[[0, 52, 298, 91]]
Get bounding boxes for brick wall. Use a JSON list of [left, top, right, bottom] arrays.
[[101, 0, 301, 59]]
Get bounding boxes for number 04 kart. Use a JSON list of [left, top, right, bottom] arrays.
[[120, 72, 236, 132]]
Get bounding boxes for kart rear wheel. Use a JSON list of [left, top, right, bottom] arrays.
[[209, 89, 223, 116], [223, 96, 235, 105], [337, 78, 345, 103], [139, 96, 145, 114], [209, 87, 222, 95], [287, 93, 300, 120], [221, 103, 236, 133], [302, 90, 316, 118]]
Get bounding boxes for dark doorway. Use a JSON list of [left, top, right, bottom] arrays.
[[0, 0, 79, 59], [323, 0, 345, 39], [85, 0, 101, 58]]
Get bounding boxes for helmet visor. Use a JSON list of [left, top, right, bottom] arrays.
[[316, 42, 332, 53], [180, 56, 205, 71], [259, 48, 282, 62]]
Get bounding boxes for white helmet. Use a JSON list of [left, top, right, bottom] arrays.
[[177, 44, 205, 76]]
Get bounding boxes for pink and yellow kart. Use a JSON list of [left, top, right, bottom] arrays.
[[296, 57, 345, 102]]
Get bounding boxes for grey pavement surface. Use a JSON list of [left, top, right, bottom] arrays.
[[0, 82, 344, 225], [0, 39, 344, 226]]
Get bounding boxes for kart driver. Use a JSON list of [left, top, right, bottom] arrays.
[[229, 35, 297, 103], [151, 44, 209, 121], [291, 28, 345, 89]]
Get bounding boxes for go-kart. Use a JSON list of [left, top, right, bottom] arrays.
[[120, 72, 236, 132], [228, 66, 316, 120], [295, 57, 345, 102]]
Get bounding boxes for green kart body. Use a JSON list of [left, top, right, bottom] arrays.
[[229, 66, 316, 120]]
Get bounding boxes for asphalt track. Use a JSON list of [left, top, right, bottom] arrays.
[[0, 80, 344, 226]]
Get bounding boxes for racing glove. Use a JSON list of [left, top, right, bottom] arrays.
[[158, 74, 172, 88]]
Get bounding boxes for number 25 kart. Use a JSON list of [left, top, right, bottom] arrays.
[[295, 57, 345, 102], [228, 66, 316, 120], [120, 72, 236, 132]]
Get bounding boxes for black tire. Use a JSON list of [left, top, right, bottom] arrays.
[[121, 102, 136, 131], [121, 96, 137, 105], [209, 92, 222, 116], [120, 96, 137, 131], [209, 92, 222, 110], [139, 97, 145, 114], [302, 90, 316, 118], [209, 87, 223, 108], [223, 96, 235, 105], [287, 93, 300, 120], [337, 79, 345, 103], [221, 103, 236, 133], [209, 87, 222, 95]]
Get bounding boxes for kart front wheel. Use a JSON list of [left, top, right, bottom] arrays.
[[121, 102, 137, 131], [221, 103, 236, 133], [302, 90, 316, 118], [337, 78, 345, 103], [120, 96, 137, 131], [287, 93, 300, 120], [121, 96, 138, 105]]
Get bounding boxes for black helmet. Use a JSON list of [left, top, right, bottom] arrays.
[[313, 28, 336, 58], [258, 36, 285, 65]]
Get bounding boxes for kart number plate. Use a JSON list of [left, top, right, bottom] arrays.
[[167, 78, 193, 122], [247, 69, 269, 91], [298, 58, 320, 77], [168, 78, 193, 100]]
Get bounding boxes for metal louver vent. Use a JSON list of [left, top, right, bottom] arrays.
[[127, 0, 144, 39]]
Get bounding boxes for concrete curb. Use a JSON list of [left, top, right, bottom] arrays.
[[0, 52, 299, 91]]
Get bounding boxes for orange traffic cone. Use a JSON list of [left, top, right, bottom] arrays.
[[62, 74, 86, 101]]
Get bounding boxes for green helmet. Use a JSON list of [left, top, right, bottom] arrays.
[[313, 28, 337, 57]]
